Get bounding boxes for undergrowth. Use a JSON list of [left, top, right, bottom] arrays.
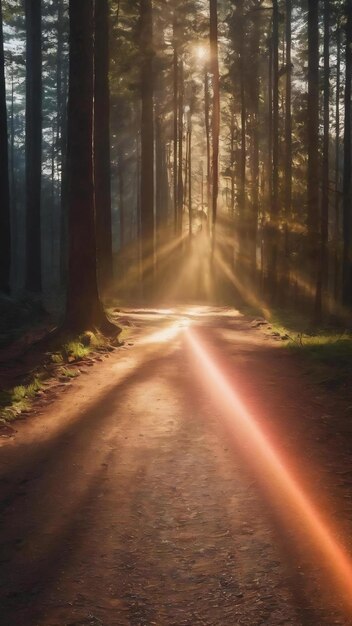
[[0, 329, 122, 424], [0, 376, 43, 422], [255, 307, 352, 390]]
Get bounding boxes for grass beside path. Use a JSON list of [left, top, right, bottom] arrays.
[[247, 306, 352, 392], [0, 327, 126, 425]]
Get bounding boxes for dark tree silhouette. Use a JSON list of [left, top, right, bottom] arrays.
[[140, 0, 155, 293], [25, 0, 42, 293], [65, 0, 111, 331], [0, 0, 10, 293], [94, 0, 113, 294]]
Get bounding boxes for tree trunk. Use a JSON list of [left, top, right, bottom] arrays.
[[238, 0, 246, 266], [230, 99, 235, 217], [284, 0, 292, 288], [65, 0, 107, 331], [204, 66, 211, 222], [177, 59, 184, 234], [343, 0, 352, 306], [268, 0, 279, 297], [210, 0, 220, 249], [334, 23, 341, 300], [94, 0, 113, 293], [0, 0, 11, 293], [188, 122, 192, 240], [249, 9, 259, 281], [316, 0, 330, 320], [307, 0, 320, 318], [140, 0, 155, 293], [25, 0, 42, 293], [173, 11, 178, 234]]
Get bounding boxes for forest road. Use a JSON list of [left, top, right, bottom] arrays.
[[1, 306, 352, 626]]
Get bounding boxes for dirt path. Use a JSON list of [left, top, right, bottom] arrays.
[[1, 306, 352, 626]]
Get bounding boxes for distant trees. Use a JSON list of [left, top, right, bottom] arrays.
[[2, 0, 352, 323]]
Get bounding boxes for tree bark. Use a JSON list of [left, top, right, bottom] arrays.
[[173, 11, 178, 234], [0, 0, 11, 293], [268, 0, 279, 296], [65, 0, 107, 331], [140, 0, 155, 293], [25, 0, 42, 293], [307, 0, 320, 318], [210, 0, 220, 249], [284, 0, 292, 286], [177, 59, 184, 234], [316, 0, 330, 320], [334, 23, 341, 299], [94, 0, 113, 293], [204, 66, 211, 223], [343, 0, 352, 306]]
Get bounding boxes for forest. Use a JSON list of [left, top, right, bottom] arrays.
[[1, 0, 352, 326], [2, 1, 352, 625]]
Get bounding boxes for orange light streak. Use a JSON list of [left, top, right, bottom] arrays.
[[185, 327, 352, 609]]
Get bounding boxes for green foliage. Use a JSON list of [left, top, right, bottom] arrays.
[[0, 376, 43, 422]]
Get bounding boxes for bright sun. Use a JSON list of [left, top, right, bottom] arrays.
[[195, 44, 208, 61]]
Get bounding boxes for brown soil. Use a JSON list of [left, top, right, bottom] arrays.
[[1, 306, 352, 626]]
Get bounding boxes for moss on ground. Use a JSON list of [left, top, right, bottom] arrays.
[[0, 330, 122, 424]]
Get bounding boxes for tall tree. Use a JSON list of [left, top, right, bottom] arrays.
[[0, 0, 11, 293], [334, 20, 341, 298], [284, 0, 292, 284], [316, 0, 330, 319], [25, 0, 42, 293], [343, 0, 352, 306], [268, 0, 279, 296], [94, 0, 113, 293], [140, 0, 155, 292], [173, 10, 179, 233], [65, 0, 109, 330], [307, 0, 320, 316], [210, 0, 220, 248]]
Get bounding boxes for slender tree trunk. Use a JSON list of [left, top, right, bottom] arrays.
[[94, 0, 113, 293], [140, 0, 155, 293], [334, 24, 341, 299], [249, 10, 259, 281], [0, 0, 11, 293], [230, 99, 235, 217], [65, 0, 107, 331], [173, 12, 178, 233], [177, 59, 184, 234], [316, 0, 330, 320], [284, 0, 292, 288], [184, 126, 189, 210], [119, 153, 124, 249], [268, 0, 279, 297], [204, 66, 211, 222], [25, 0, 42, 293], [307, 0, 320, 318], [210, 0, 220, 249], [238, 0, 246, 265], [188, 122, 192, 240], [343, 0, 352, 306]]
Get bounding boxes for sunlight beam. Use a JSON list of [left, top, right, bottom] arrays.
[[185, 327, 352, 610]]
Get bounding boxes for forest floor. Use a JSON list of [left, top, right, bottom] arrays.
[[1, 306, 352, 625]]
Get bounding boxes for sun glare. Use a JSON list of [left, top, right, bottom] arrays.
[[195, 44, 208, 61], [185, 327, 352, 611]]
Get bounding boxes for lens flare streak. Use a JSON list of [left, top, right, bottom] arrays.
[[185, 327, 352, 607]]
